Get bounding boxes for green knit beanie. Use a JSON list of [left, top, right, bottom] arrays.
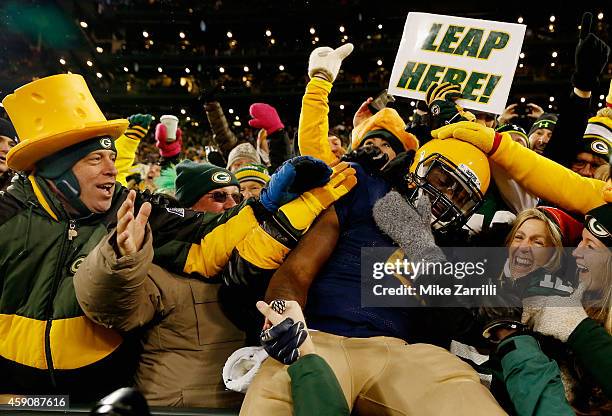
[[175, 160, 238, 207]]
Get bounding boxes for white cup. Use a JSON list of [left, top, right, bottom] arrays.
[[160, 115, 179, 142]]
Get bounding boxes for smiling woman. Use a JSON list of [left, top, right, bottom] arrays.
[[504, 208, 564, 280]]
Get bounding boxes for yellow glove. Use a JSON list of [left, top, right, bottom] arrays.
[[431, 120, 503, 155], [278, 162, 357, 231]]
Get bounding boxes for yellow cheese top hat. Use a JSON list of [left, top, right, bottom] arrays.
[[3, 74, 128, 171], [351, 107, 419, 153]]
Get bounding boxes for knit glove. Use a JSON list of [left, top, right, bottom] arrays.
[[308, 43, 354, 82], [248, 103, 285, 135], [341, 145, 389, 174], [278, 162, 357, 231], [154, 123, 183, 158], [127, 113, 154, 129], [572, 12, 611, 92], [260, 156, 332, 212], [372, 191, 445, 264], [380, 150, 415, 192], [431, 121, 503, 155], [522, 282, 589, 342], [425, 82, 475, 129]]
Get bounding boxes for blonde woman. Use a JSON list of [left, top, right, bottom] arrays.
[[522, 206, 612, 413]]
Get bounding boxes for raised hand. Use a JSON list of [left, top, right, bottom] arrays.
[[308, 43, 354, 82], [572, 12, 611, 92], [257, 300, 315, 364], [116, 190, 151, 257], [248, 103, 285, 135], [353, 97, 374, 128]]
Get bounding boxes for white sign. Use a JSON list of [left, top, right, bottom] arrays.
[[389, 13, 526, 114]]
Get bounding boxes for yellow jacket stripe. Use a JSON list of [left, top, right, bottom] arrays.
[[492, 134, 607, 214], [236, 226, 290, 269], [184, 206, 261, 277], [115, 126, 148, 187], [299, 78, 337, 165], [0, 314, 121, 370], [28, 175, 59, 221]]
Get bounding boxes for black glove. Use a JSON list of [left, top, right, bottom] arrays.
[[380, 150, 415, 192], [260, 317, 308, 365], [572, 12, 611, 91], [341, 146, 389, 173]]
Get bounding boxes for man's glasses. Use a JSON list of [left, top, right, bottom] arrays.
[[207, 190, 243, 204]]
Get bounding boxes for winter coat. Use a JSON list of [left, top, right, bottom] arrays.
[[0, 172, 269, 400], [298, 78, 338, 165], [205, 101, 238, 156], [74, 227, 245, 407]]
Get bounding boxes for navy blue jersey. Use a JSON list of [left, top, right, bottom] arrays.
[[305, 164, 416, 341]]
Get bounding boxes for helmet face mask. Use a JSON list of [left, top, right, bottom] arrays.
[[407, 153, 484, 232]]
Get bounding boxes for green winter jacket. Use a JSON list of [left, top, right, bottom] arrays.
[[494, 335, 574, 416], [567, 318, 612, 399], [288, 354, 349, 416]]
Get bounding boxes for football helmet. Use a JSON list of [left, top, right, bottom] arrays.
[[407, 138, 490, 232]]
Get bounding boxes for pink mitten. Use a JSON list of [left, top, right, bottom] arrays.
[[248, 103, 284, 135], [155, 123, 182, 158]]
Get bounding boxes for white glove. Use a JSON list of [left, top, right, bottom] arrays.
[[308, 43, 354, 82], [522, 282, 589, 342], [222, 346, 269, 393]]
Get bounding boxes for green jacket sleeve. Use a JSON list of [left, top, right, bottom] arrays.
[[287, 354, 349, 416], [498, 335, 574, 416], [567, 318, 612, 399]]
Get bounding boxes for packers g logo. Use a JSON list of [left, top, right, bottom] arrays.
[[100, 137, 112, 149], [69, 256, 86, 274], [590, 140, 609, 155], [586, 216, 610, 239], [212, 171, 231, 184], [431, 104, 441, 116]]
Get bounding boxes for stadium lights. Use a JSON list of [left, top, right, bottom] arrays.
[[179, 31, 185, 39], [123, 66, 128, 72], [158, 67, 163, 73], [339, 104, 345, 110], [96, 47, 103, 53], [59, 58, 66, 65], [180, 109, 186, 115], [377, 59, 383, 66], [339, 25, 345, 32], [227, 31, 233, 38], [378, 24, 383, 29], [185, 67, 190, 73], [142, 31, 149, 38], [219, 66, 225, 73], [243, 66, 249, 72], [96, 72, 102, 78], [310, 27, 315, 34], [549, 15, 555, 23], [265, 29, 272, 37], [80, 21, 88, 28], [86, 60, 93, 67], [279, 65, 285, 71], [552, 51, 558, 58]]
